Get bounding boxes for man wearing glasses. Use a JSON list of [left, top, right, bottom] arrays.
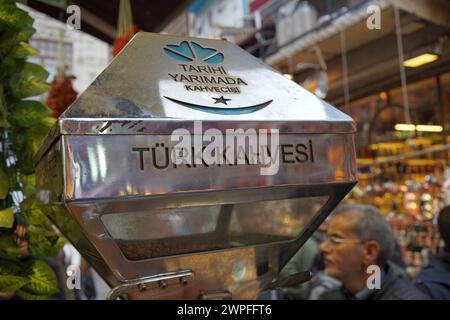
[[318, 204, 429, 300]]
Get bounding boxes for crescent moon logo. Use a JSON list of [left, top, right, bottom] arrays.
[[164, 96, 272, 115]]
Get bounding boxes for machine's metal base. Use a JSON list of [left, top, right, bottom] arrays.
[[106, 269, 193, 300]]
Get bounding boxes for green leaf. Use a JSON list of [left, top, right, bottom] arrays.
[[31, 236, 65, 259], [0, 51, 19, 82], [9, 62, 49, 99], [14, 42, 39, 59], [21, 260, 58, 296], [6, 166, 21, 191], [40, 116, 57, 128], [0, 30, 21, 58], [8, 100, 51, 128], [10, 130, 26, 155], [0, 166, 9, 199], [0, 44, 36, 82], [28, 234, 65, 260], [21, 196, 48, 226], [21, 174, 35, 198], [18, 121, 53, 174], [27, 228, 63, 257], [21, 197, 65, 257], [15, 288, 52, 300], [0, 257, 28, 275], [0, 232, 21, 260], [54, 236, 66, 252], [16, 25, 36, 44], [0, 1, 33, 30], [0, 0, 35, 55], [0, 25, 36, 54], [0, 274, 29, 292], [0, 231, 15, 249], [0, 43, 34, 81], [0, 207, 14, 229], [0, 85, 10, 128]]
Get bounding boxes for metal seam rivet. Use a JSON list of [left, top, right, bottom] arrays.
[[159, 280, 167, 289], [180, 276, 188, 285]]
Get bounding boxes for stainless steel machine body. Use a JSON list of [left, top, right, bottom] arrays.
[[35, 33, 357, 299]]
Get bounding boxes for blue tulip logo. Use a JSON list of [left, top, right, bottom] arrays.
[[164, 41, 224, 64]]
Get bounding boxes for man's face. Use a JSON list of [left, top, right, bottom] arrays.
[[320, 213, 365, 282]]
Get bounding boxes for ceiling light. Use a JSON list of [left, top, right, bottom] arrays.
[[395, 124, 415, 131], [403, 53, 439, 68], [416, 125, 443, 132], [394, 124, 443, 132]]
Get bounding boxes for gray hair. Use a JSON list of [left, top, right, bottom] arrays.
[[333, 204, 395, 267]]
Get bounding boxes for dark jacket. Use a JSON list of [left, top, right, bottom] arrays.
[[414, 251, 450, 300], [319, 262, 430, 300]]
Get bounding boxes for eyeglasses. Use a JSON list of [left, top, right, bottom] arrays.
[[324, 234, 362, 246]]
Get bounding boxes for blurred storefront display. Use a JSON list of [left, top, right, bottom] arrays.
[[250, 0, 450, 279]]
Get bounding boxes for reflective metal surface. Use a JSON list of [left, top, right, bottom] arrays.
[[53, 133, 354, 200], [61, 33, 351, 121], [35, 32, 357, 299]]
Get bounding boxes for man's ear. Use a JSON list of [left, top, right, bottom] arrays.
[[362, 240, 380, 266]]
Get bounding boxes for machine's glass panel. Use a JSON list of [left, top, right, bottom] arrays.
[[101, 207, 220, 240], [102, 196, 329, 260]]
